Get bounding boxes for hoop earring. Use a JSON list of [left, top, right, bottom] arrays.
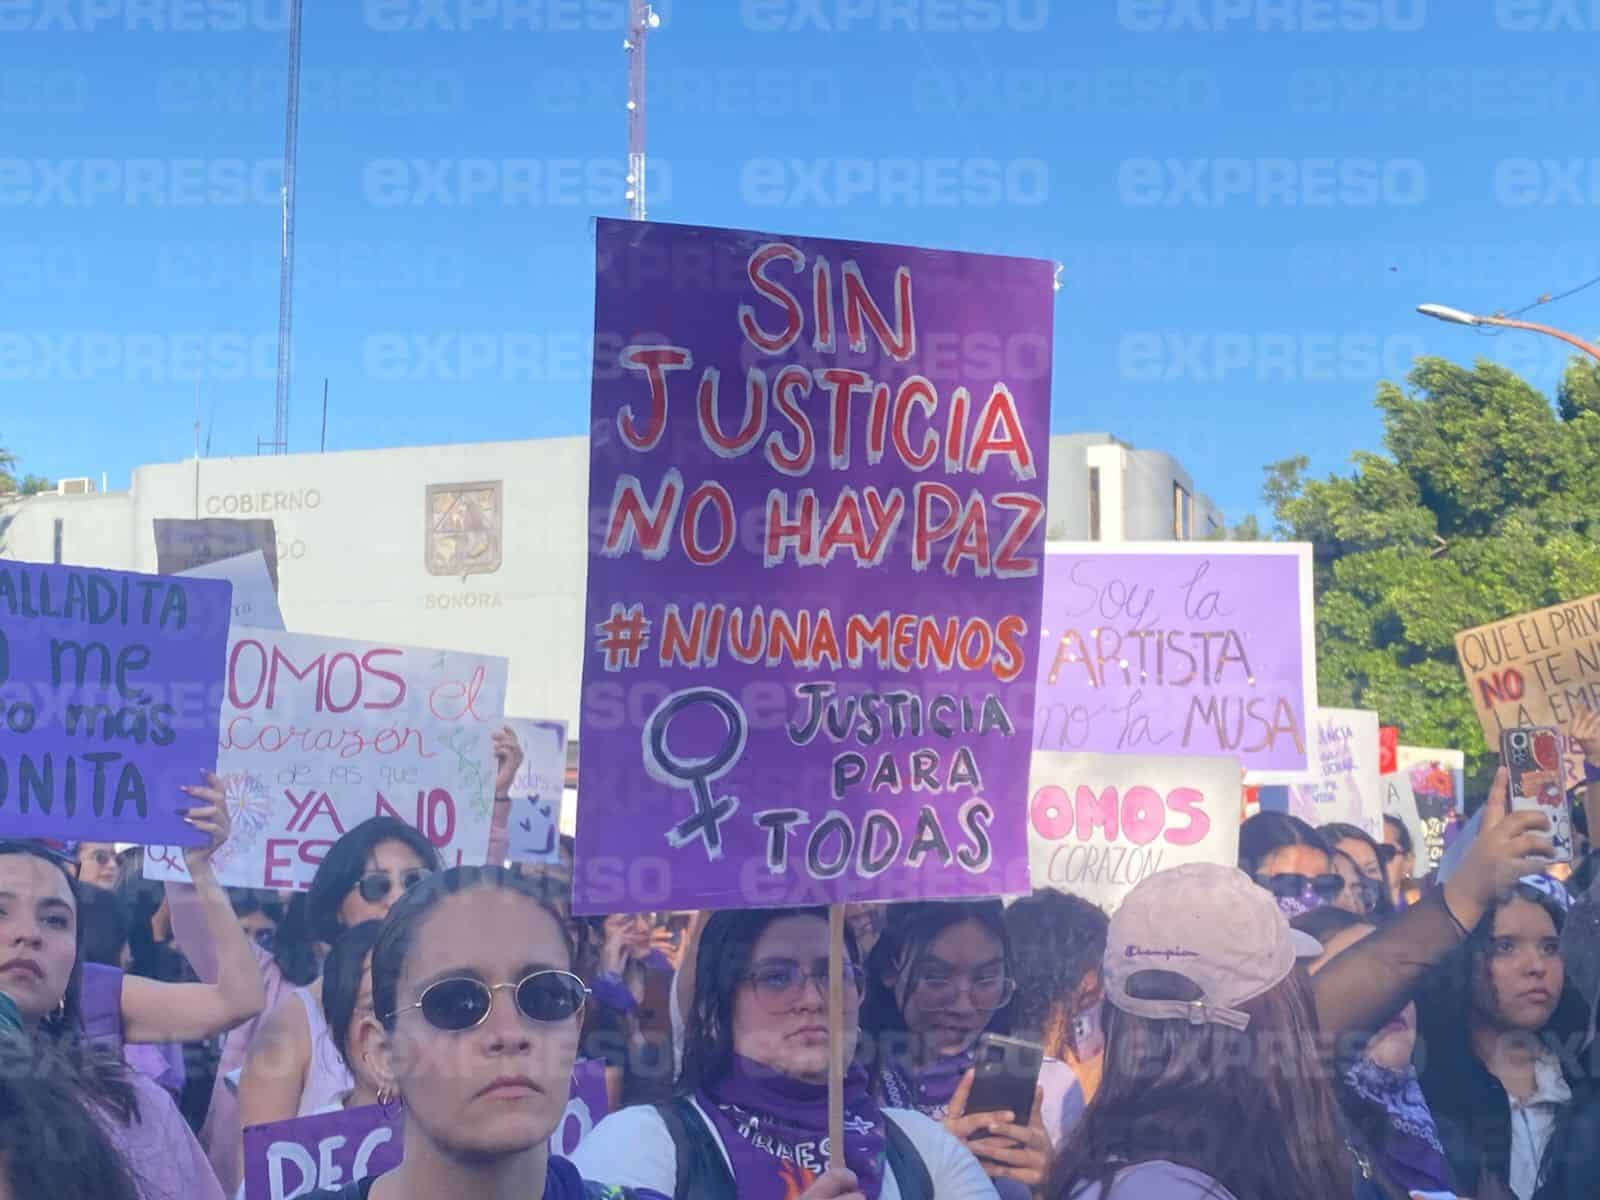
[[378, 1086, 404, 1119]]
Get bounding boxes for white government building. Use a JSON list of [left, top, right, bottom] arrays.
[[0, 432, 1221, 803]]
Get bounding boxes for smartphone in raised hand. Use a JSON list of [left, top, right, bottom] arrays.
[[964, 1034, 1043, 1124], [1502, 725, 1572, 863]]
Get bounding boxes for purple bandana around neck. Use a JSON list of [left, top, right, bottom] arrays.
[[1341, 1058, 1451, 1195], [877, 1048, 973, 1120], [699, 1056, 888, 1200]]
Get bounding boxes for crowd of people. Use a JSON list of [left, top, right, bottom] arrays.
[[3, 722, 1600, 1200]]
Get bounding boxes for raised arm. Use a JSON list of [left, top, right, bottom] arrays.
[[1313, 767, 1552, 1038], [672, 909, 711, 1038], [123, 774, 266, 1044], [485, 725, 523, 868], [237, 991, 314, 1131]]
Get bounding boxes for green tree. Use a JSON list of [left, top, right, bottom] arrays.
[[1264, 357, 1600, 791], [0, 440, 50, 495]]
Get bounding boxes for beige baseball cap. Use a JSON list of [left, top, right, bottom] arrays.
[[1104, 863, 1322, 1032]]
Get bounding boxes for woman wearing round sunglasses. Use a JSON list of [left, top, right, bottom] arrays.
[[307, 866, 662, 1200], [863, 901, 1066, 1197], [185, 727, 527, 1191], [573, 906, 996, 1199]]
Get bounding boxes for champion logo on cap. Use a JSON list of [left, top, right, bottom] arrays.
[[1124, 945, 1200, 961]]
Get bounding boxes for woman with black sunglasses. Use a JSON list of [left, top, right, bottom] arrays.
[[1321, 823, 1398, 919], [573, 906, 996, 1199], [234, 819, 441, 1157], [1239, 812, 1346, 918], [307, 866, 662, 1200]]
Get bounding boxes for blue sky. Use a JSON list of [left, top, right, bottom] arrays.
[[4, 0, 1599, 520]]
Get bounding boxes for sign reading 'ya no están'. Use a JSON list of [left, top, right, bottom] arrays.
[[147, 628, 506, 890], [1032, 543, 1317, 782], [575, 218, 1056, 913]]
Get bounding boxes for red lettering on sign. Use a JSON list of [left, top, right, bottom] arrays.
[[842, 261, 914, 361], [739, 243, 805, 354], [429, 667, 487, 723], [617, 345, 690, 451]]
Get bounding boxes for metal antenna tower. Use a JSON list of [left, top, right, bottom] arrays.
[[624, 1, 658, 220], [270, 0, 304, 455]]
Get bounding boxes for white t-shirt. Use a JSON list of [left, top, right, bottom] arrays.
[[571, 1099, 999, 1200], [1038, 1058, 1085, 1146], [1508, 1048, 1571, 1200]]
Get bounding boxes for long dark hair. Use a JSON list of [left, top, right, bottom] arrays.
[[0, 1042, 144, 1200], [76, 884, 131, 968], [677, 907, 858, 1094], [1381, 815, 1413, 858], [372, 866, 571, 1033], [1417, 881, 1592, 1197], [1048, 968, 1354, 1200], [1289, 907, 1412, 1178], [0, 843, 137, 1124], [1319, 823, 1396, 918], [323, 920, 382, 1072], [1238, 812, 1331, 876], [271, 818, 443, 987], [860, 900, 1014, 1053], [1422, 881, 1589, 1059], [1003, 890, 1108, 1047]]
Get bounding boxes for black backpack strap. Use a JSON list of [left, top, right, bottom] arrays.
[[653, 1097, 737, 1200], [884, 1115, 934, 1200]]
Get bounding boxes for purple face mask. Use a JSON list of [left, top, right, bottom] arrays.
[[1275, 889, 1328, 920]]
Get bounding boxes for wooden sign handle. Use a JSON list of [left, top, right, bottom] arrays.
[[827, 903, 845, 1171]]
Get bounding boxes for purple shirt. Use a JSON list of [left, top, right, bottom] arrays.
[[1070, 1161, 1239, 1200], [101, 1071, 225, 1200]]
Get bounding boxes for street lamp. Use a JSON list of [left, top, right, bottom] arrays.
[[1417, 302, 1600, 362]]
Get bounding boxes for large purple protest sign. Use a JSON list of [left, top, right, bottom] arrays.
[[0, 560, 231, 845], [1033, 544, 1316, 781], [242, 1063, 610, 1198], [576, 219, 1054, 913]]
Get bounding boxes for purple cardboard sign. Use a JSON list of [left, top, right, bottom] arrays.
[[575, 219, 1054, 913], [243, 1104, 401, 1200], [1032, 544, 1316, 780], [242, 1064, 611, 1199], [0, 560, 231, 844]]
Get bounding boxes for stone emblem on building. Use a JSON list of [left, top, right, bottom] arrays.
[[426, 481, 503, 577]]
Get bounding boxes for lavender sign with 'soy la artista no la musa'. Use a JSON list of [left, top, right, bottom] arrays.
[[1032, 544, 1317, 783]]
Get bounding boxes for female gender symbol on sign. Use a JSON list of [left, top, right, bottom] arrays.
[[642, 687, 746, 860]]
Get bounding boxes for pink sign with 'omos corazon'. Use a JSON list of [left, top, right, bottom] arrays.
[[1027, 751, 1241, 912]]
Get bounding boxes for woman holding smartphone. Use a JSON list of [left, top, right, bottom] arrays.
[[862, 901, 1069, 1196]]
